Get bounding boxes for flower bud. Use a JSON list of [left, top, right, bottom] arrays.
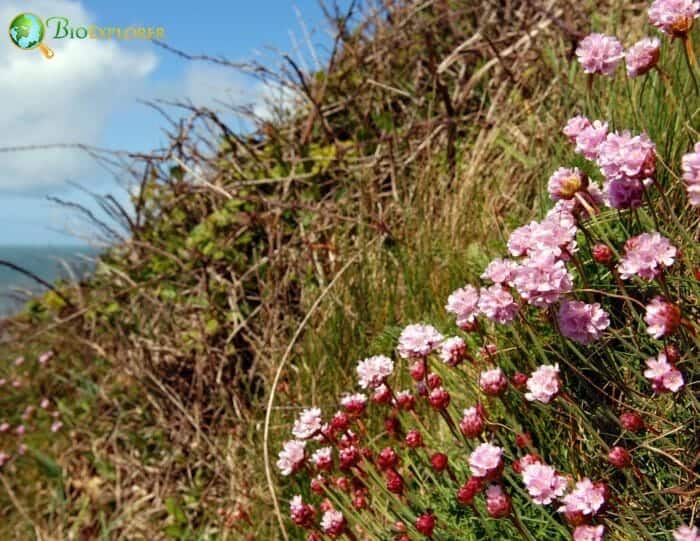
[[405, 430, 423, 448], [415, 513, 436, 537], [409, 360, 425, 381], [430, 452, 448, 472], [428, 387, 450, 410], [619, 412, 645, 433], [592, 243, 613, 264], [457, 477, 483, 505], [607, 446, 632, 469]]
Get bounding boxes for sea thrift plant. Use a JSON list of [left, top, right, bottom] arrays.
[[626, 37, 661, 77]]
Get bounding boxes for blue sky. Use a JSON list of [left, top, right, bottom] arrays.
[[0, 0, 345, 245]]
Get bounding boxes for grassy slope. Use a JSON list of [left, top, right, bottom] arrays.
[[4, 1, 696, 540]]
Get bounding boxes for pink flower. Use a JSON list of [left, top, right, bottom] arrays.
[[558, 478, 606, 516], [649, 0, 699, 36], [0, 451, 10, 467], [618, 232, 677, 280], [460, 406, 485, 438], [445, 285, 480, 328], [557, 299, 610, 344], [481, 258, 518, 285], [564, 115, 591, 142], [512, 255, 573, 308], [524, 364, 561, 404], [428, 386, 451, 409], [644, 296, 681, 338], [292, 408, 323, 439], [576, 34, 624, 75], [310, 447, 333, 471], [340, 393, 367, 416], [511, 211, 577, 261], [320, 509, 346, 536], [14, 356, 24, 366], [439, 336, 467, 366], [575, 120, 609, 160], [626, 37, 661, 77], [574, 525, 606, 541], [356, 355, 394, 389], [15, 425, 26, 436], [289, 495, 315, 528], [522, 462, 568, 504], [397, 324, 444, 359], [478, 285, 518, 324], [673, 524, 699, 541], [276, 440, 306, 476], [50, 420, 63, 433], [604, 177, 646, 209], [38, 351, 53, 364], [40, 398, 50, 409], [485, 484, 511, 518], [548, 167, 585, 200], [0, 423, 9, 433], [682, 142, 700, 205], [468, 443, 503, 478], [479, 368, 508, 396], [644, 352, 684, 393], [597, 131, 656, 181]]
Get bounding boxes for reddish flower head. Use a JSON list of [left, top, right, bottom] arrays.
[[479, 368, 508, 396], [415, 513, 436, 537], [405, 430, 423, 448], [459, 406, 485, 438], [592, 243, 614, 264], [428, 386, 450, 410], [377, 447, 399, 470], [430, 452, 448, 472], [457, 477, 483, 505], [485, 484, 512, 518], [386, 470, 404, 494], [644, 296, 681, 339], [620, 412, 645, 433], [607, 446, 632, 469]]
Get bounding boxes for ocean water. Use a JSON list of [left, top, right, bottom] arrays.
[[0, 245, 97, 317]]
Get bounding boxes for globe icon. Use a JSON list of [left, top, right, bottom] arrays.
[[8, 13, 54, 58]]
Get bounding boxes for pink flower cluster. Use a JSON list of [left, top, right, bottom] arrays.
[[558, 478, 606, 516], [397, 324, 444, 358], [682, 142, 700, 206], [618, 233, 677, 280], [521, 462, 568, 504], [445, 285, 480, 328], [644, 351, 684, 393], [625, 37, 661, 77], [648, 0, 699, 36], [356, 355, 394, 389], [557, 299, 610, 344], [674, 524, 699, 541], [575, 34, 624, 76], [292, 407, 323, 439], [574, 525, 606, 541], [644, 297, 681, 338], [524, 364, 561, 404], [468, 443, 503, 478]]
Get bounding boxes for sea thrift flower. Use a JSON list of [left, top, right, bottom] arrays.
[[292, 408, 323, 439], [620, 412, 645, 432], [38, 351, 53, 364], [395, 390, 416, 410], [478, 284, 518, 324], [320, 509, 346, 536], [468, 443, 503, 479], [356, 355, 394, 389], [431, 452, 448, 472], [373, 384, 391, 404], [592, 243, 613, 264], [386, 469, 404, 494], [0, 423, 8, 433], [481, 258, 518, 285], [445, 285, 480, 328], [558, 299, 610, 344], [439, 336, 467, 366], [564, 115, 591, 142], [311, 447, 333, 471], [340, 393, 367, 416], [559, 478, 606, 516], [397, 324, 444, 358], [626, 37, 661, 77], [409, 360, 425, 381], [485, 484, 512, 518], [479, 367, 508, 396], [648, 0, 700, 36], [575, 120, 609, 159], [605, 177, 646, 209], [377, 447, 399, 470], [415, 513, 436, 537], [644, 352, 684, 393], [597, 131, 656, 180], [682, 142, 700, 205], [15, 425, 26, 436], [511, 372, 528, 390], [644, 297, 681, 338], [548, 167, 585, 200], [339, 446, 360, 470], [673, 524, 699, 541], [576, 33, 624, 76], [14, 356, 24, 366], [607, 446, 632, 468], [427, 372, 442, 389], [574, 525, 606, 541], [460, 406, 485, 438], [512, 256, 573, 308], [457, 477, 483, 505], [513, 454, 543, 474], [522, 462, 568, 504], [290, 495, 315, 528], [428, 387, 450, 409], [0, 452, 9, 467], [277, 440, 306, 476], [618, 232, 677, 280], [405, 430, 423, 448], [524, 364, 561, 404]]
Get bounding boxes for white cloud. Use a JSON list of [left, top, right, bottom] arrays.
[[0, 0, 157, 191]]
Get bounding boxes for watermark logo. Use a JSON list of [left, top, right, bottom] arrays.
[[9, 13, 166, 60], [8, 13, 54, 59]]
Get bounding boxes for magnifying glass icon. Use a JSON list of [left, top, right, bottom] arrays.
[[9, 13, 55, 59]]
